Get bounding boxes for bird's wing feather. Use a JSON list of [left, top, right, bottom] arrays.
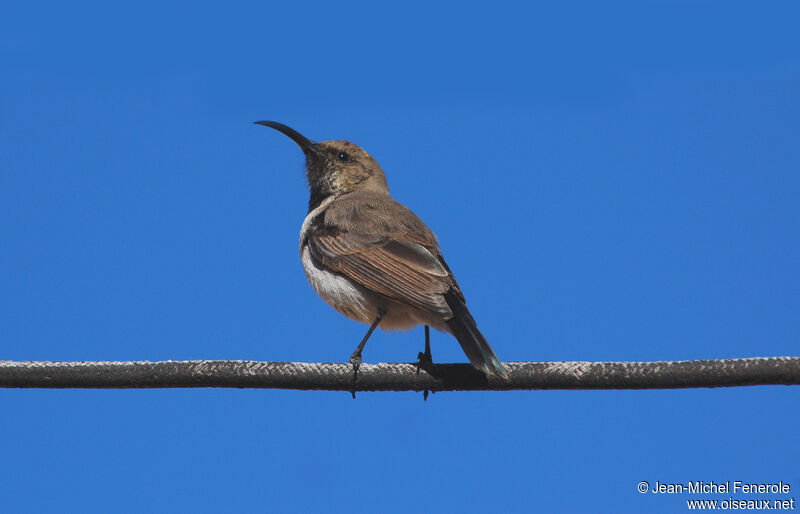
[[307, 193, 458, 316], [310, 231, 454, 316]]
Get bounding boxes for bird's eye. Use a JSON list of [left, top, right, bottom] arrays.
[[337, 151, 349, 162]]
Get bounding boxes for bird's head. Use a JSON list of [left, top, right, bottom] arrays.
[[255, 121, 389, 211]]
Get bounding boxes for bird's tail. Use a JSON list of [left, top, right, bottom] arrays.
[[444, 290, 508, 379]]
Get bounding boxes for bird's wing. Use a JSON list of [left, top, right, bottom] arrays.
[[310, 233, 454, 316], [307, 206, 456, 317]]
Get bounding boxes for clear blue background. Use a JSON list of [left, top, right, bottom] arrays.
[[1, 1, 798, 512]]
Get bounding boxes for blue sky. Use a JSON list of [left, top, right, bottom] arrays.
[[1, 1, 798, 512]]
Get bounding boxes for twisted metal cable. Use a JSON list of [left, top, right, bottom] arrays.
[[0, 357, 798, 392]]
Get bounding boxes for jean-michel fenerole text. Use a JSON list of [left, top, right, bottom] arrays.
[[650, 481, 790, 495]]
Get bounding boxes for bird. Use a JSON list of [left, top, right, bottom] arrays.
[[255, 121, 507, 381]]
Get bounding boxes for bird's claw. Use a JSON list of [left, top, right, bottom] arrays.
[[416, 350, 434, 401], [416, 351, 433, 374], [349, 352, 362, 372], [349, 352, 362, 399]]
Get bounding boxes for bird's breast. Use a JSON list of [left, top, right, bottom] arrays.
[[299, 244, 374, 324], [299, 202, 374, 324]]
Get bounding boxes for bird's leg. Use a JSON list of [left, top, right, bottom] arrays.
[[349, 308, 386, 397], [417, 325, 434, 401], [424, 325, 432, 363], [417, 325, 433, 370]]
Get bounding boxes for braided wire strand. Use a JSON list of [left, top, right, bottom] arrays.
[[0, 357, 798, 391]]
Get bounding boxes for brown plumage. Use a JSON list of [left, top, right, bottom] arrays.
[[255, 121, 507, 378], [310, 192, 453, 318]]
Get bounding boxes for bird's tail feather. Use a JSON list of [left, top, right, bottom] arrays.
[[445, 290, 508, 379]]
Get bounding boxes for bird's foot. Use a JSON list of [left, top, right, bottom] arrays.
[[349, 351, 362, 399], [347, 309, 386, 399], [416, 350, 433, 373], [416, 352, 434, 401], [416, 329, 434, 401]]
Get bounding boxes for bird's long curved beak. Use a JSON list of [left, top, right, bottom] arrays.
[[253, 120, 323, 157]]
